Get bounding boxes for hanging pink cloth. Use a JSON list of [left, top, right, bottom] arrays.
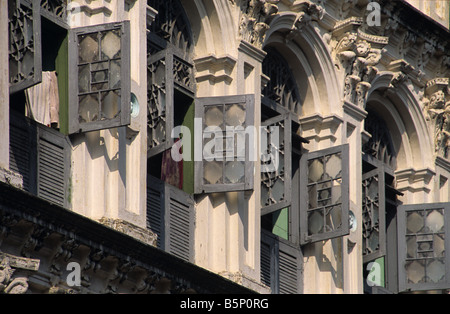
[[25, 71, 60, 128], [161, 139, 184, 189]]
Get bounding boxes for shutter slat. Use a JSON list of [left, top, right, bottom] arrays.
[[146, 179, 164, 249], [9, 117, 32, 192], [168, 188, 193, 262], [37, 134, 67, 207], [279, 249, 298, 294], [260, 241, 272, 287]]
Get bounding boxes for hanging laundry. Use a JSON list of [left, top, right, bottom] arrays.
[[25, 71, 60, 128]]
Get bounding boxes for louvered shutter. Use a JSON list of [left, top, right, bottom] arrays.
[[260, 240, 273, 288], [10, 113, 70, 206], [8, 0, 42, 94], [165, 185, 194, 262], [261, 230, 302, 294], [9, 112, 37, 193], [147, 175, 165, 249], [278, 240, 302, 294], [147, 176, 195, 262], [261, 231, 276, 292], [36, 124, 69, 207]]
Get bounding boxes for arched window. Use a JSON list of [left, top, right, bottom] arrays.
[[362, 109, 402, 293], [260, 48, 349, 246], [363, 110, 397, 169], [147, 0, 193, 55], [260, 47, 350, 294], [363, 109, 450, 294], [260, 48, 303, 241], [146, 0, 195, 263], [262, 47, 302, 117]]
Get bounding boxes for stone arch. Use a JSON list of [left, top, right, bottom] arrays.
[[366, 72, 434, 172], [180, 0, 237, 58], [263, 12, 341, 118]]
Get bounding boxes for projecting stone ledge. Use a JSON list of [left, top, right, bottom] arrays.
[[98, 218, 158, 248]]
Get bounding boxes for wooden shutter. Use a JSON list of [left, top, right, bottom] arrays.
[[9, 112, 37, 193], [147, 175, 165, 249], [8, 0, 42, 94], [165, 185, 195, 262], [194, 95, 255, 194], [362, 166, 386, 263], [261, 114, 292, 216], [261, 231, 277, 292], [10, 113, 70, 207], [68, 21, 131, 134], [36, 124, 70, 207], [261, 230, 302, 294], [397, 203, 450, 292], [146, 175, 195, 262], [300, 145, 350, 245], [278, 240, 302, 294], [147, 46, 195, 158]]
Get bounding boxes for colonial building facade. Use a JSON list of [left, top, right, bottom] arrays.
[[1, 0, 450, 294]]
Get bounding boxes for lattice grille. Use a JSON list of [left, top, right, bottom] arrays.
[[405, 208, 446, 284], [8, 0, 40, 92], [40, 0, 67, 20], [261, 118, 287, 208], [262, 48, 302, 116], [307, 152, 343, 235]]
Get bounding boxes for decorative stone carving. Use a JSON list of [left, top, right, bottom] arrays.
[[238, 0, 280, 48], [423, 78, 450, 159], [0, 253, 40, 294], [21, 225, 52, 257], [332, 18, 389, 108], [284, 1, 324, 43], [0, 168, 23, 190]]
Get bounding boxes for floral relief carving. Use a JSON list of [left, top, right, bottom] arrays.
[[333, 18, 388, 108], [238, 0, 280, 48], [423, 78, 450, 159], [0, 253, 40, 294]]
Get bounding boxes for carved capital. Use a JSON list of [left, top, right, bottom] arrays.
[[238, 0, 280, 48], [333, 19, 388, 108], [423, 78, 450, 158]]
